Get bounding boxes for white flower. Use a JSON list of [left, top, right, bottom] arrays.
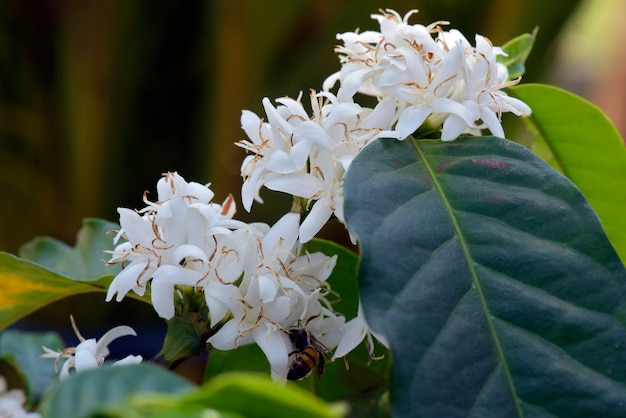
[[237, 91, 396, 242], [325, 9, 531, 141], [207, 213, 343, 381], [332, 302, 387, 361], [41, 316, 142, 380], [105, 172, 261, 319], [0, 376, 40, 418]]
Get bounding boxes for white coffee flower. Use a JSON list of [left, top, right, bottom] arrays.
[[41, 316, 142, 380], [325, 8, 531, 141], [105, 172, 261, 319], [207, 212, 343, 381], [237, 91, 396, 242]]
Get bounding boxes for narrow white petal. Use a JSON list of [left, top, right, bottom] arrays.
[[241, 110, 264, 144], [299, 199, 333, 243], [59, 358, 75, 380], [261, 212, 300, 260], [252, 326, 290, 382], [112, 355, 143, 366], [151, 266, 203, 319], [294, 121, 336, 150], [117, 208, 153, 247], [205, 283, 242, 327], [208, 319, 252, 350], [96, 326, 137, 354], [106, 262, 150, 302], [396, 106, 432, 139], [264, 173, 323, 199], [257, 274, 279, 303], [332, 315, 367, 360], [480, 107, 505, 138], [441, 114, 470, 141], [266, 150, 298, 174]]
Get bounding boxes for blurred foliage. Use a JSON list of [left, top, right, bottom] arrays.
[[0, 0, 582, 254]]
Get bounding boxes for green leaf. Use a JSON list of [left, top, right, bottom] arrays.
[[182, 372, 346, 418], [39, 363, 194, 418], [497, 28, 537, 79], [158, 315, 206, 364], [0, 330, 64, 403], [344, 136, 626, 417], [19, 218, 122, 281], [98, 372, 346, 418], [509, 83, 626, 264], [0, 253, 111, 330]]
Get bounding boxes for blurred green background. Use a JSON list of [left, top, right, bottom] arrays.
[[2, 0, 625, 254]]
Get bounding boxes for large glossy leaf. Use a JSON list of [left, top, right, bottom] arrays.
[[0, 253, 111, 330], [509, 83, 626, 263], [39, 363, 194, 418], [344, 136, 626, 417]]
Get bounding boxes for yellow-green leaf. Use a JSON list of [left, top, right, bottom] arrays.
[[0, 252, 109, 331], [510, 83, 626, 264]]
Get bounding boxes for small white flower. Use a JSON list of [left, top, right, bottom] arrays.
[[41, 316, 142, 380], [0, 376, 40, 418]]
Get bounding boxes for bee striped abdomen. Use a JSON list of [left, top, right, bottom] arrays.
[[287, 346, 319, 380]]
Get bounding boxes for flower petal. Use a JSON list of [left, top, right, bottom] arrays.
[[252, 326, 290, 382], [264, 173, 323, 199]]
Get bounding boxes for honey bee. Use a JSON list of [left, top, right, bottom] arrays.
[[287, 328, 329, 380]]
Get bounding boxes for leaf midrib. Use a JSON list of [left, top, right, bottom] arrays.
[[410, 137, 524, 418]]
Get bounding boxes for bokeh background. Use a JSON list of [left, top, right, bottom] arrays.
[[2, 0, 625, 362]]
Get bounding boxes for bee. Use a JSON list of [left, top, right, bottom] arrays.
[[287, 327, 329, 380]]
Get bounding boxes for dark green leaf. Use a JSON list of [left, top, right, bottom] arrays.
[[39, 363, 194, 418], [509, 83, 626, 264], [0, 330, 64, 403], [19, 218, 122, 281], [497, 28, 537, 79], [344, 136, 626, 417]]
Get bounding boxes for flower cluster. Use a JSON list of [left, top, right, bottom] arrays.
[[325, 9, 531, 140], [105, 172, 365, 380], [237, 91, 395, 242], [41, 316, 142, 380], [100, 9, 531, 382], [238, 10, 531, 239]]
